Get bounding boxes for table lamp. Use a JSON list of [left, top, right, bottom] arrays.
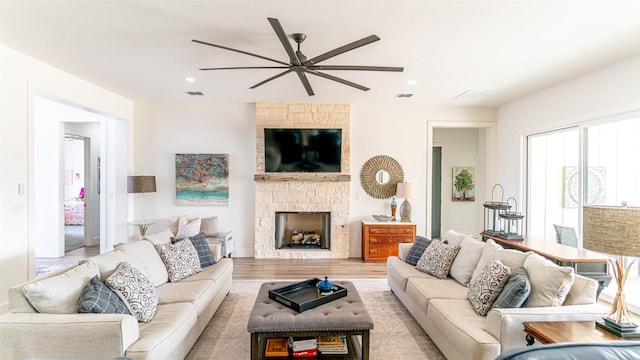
[[583, 202, 640, 337], [396, 182, 412, 222], [127, 175, 156, 222]]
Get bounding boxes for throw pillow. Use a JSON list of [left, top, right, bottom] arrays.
[[156, 240, 203, 282], [470, 239, 531, 285], [105, 262, 158, 323], [78, 275, 131, 314], [449, 236, 484, 287], [174, 216, 201, 240], [491, 267, 531, 309], [467, 259, 511, 316], [188, 232, 216, 267], [441, 229, 468, 246], [23, 261, 99, 314], [523, 253, 575, 307], [415, 240, 461, 279], [405, 236, 433, 266], [200, 216, 218, 237]]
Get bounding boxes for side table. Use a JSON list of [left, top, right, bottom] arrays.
[[131, 221, 154, 236], [523, 321, 633, 345]]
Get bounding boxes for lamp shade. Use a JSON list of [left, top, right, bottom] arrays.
[[396, 182, 413, 198], [127, 176, 156, 193], [583, 204, 640, 257]]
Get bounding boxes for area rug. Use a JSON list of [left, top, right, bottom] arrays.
[[185, 279, 445, 360]]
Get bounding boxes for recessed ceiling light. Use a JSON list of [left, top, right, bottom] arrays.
[[406, 80, 417, 85], [185, 77, 196, 83]]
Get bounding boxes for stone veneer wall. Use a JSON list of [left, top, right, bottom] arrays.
[[255, 102, 351, 258]]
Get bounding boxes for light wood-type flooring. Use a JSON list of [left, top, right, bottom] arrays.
[[35, 248, 388, 279]]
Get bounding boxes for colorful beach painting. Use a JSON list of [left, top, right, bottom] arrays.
[[175, 154, 229, 206]]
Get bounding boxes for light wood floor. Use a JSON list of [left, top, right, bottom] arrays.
[[35, 248, 388, 279]]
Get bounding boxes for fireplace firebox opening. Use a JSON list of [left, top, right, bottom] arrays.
[[275, 211, 331, 250]]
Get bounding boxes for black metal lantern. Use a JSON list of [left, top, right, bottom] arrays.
[[482, 184, 510, 237], [498, 197, 525, 240]]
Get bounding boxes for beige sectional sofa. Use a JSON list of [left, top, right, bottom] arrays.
[[387, 230, 608, 360], [0, 235, 233, 360]]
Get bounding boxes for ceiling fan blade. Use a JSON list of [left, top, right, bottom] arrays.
[[249, 69, 293, 89], [307, 65, 404, 72], [304, 35, 380, 66], [305, 70, 369, 92], [192, 39, 290, 66], [199, 66, 290, 71], [267, 18, 301, 66], [296, 71, 315, 96]]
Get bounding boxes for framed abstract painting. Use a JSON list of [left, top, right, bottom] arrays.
[[175, 153, 229, 206]]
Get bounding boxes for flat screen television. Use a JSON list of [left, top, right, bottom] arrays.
[[264, 128, 342, 173]]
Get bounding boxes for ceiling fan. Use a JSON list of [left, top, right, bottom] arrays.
[[192, 17, 404, 96]]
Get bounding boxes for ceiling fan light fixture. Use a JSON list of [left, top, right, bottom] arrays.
[[193, 17, 404, 96]]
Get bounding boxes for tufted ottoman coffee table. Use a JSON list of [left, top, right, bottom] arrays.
[[247, 281, 374, 360]]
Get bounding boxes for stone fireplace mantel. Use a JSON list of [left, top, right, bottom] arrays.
[[254, 102, 351, 259], [254, 174, 351, 182]]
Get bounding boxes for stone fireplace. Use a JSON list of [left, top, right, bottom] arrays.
[[254, 102, 351, 259]]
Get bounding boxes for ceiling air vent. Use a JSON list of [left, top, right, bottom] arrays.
[[395, 93, 413, 98], [186, 91, 204, 96]]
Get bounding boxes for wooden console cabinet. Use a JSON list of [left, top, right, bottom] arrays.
[[362, 220, 416, 262]]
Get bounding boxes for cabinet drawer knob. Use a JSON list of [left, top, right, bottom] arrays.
[[370, 238, 378, 243], [370, 249, 378, 254]]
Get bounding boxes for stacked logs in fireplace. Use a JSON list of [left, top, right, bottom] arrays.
[[291, 228, 321, 245]]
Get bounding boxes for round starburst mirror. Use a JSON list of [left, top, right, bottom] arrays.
[[360, 155, 404, 199]]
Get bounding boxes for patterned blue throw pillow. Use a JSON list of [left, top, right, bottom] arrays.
[[405, 236, 433, 266], [78, 275, 130, 314], [491, 267, 531, 309], [188, 232, 216, 267]]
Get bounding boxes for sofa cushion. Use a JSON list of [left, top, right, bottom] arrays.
[[491, 267, 531, 309], [449, 236, 484, 286], [143, 230, 174, 245], [441, 229, 468, 246], [470, 239, 531, 285], [415, 240, 461, 279], [468, 259, 511, 316], [405, 236, 433, 266], [174, 216, 201, 240], [406, 277, 469, 311], [157, 279, 219, 316], [105, 262, 159, 323], [112, 240, 170, 287], [23, 261, 99, 314], [523, 253, 575, 307], [427, 298, 501, 360], [386, 256, 434, 291], [156, 240, 202, 282], [78, 275, 131, 314], [200, 216, 218, 237], [564, 274, 598, 305]]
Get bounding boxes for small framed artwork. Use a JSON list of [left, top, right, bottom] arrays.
[[452, 167, 475, 201], [175, 153, 229, 206]]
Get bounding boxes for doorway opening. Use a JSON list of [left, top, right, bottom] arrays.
[[64, 134, 86, 253]]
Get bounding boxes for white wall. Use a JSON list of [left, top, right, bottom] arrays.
[[132, 102, 496, 257], [0, 45, 133, 311], [132, 102, 256, 255], [496, 56, 640, 220], [349, 104, 495, 256]]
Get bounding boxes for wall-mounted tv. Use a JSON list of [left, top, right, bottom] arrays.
[[264, 128, 342, 173]]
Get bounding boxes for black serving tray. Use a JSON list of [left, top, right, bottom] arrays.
[[268, 278, 347, 312]]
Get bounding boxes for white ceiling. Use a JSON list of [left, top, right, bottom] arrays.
[[2, 0, 640, 106]]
